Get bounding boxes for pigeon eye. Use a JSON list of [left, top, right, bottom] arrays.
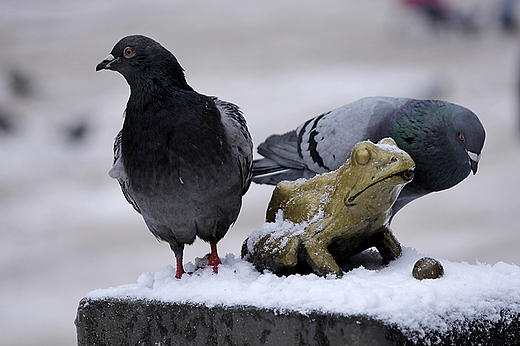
[[457, 133, 465, 142], [124, 47, 135, 58]]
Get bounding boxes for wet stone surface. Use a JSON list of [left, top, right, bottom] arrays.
[[75, 298, 408, 346], [76, 297, 520, 346]]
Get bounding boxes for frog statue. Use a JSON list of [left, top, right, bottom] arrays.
[[242, 138, 415, 277]]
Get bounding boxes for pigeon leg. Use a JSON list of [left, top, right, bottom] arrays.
[[207, 242, 222, 274], [170, 242, 185, 279], [175, 257, 185, 279]]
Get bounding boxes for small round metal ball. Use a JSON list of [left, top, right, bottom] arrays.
[[412, 257, 444, 280]]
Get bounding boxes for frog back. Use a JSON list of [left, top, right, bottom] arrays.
[[266, 172, 338, 224]]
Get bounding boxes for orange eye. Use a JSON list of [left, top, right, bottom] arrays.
[[124, 47, 135, 58], [457, 133, 465, 142]]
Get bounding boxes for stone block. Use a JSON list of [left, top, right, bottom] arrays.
[[75, 297, 520, 345]]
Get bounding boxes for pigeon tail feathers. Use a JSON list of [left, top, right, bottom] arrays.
[[252, 130, 309, 184], [256, 131, 305, 168]]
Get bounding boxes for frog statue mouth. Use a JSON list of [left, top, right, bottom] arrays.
[[344, 169, 414, 206]]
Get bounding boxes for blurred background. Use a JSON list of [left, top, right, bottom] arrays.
[[0, 0, 519, 344]]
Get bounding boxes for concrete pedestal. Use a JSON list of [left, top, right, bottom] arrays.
[[75, 297, 520, 345]]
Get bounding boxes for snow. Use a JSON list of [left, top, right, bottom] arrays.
[[244, 209, 326, 254], [377, 141, 411, 157], [87, 247, 520, 337]]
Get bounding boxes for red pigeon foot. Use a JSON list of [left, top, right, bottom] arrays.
[[207, 242, 222, 274]]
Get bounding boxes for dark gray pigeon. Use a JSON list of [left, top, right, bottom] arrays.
[[253, 96, 485, 215], [96, 35, 253, 278]]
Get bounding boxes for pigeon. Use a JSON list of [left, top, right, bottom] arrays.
[[0, 107, 15, 134], [253, 96, 485, 215], [96, 35, 253, 278], [64, 115, 91, 144], [9, 68, 34, 98]]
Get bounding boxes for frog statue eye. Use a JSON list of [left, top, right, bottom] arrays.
[[354, 147, 370, 165], [123, 47, 136, 58]]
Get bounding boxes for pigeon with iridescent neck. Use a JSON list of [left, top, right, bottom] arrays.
[[253, 96, 485, 215]]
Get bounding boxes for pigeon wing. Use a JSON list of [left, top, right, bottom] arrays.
[[252, 96, 412, 185], [109, 129, 142, 214], [297, 96, 412, 173], [213, 98, 253, 196]]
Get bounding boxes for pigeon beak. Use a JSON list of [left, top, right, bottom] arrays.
[[467, 150, 480, 174], [470, 160, 478, 174], [96, 54, 118, 71]]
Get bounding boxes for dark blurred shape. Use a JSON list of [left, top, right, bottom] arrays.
[[65, 116, 92, 144], [9, 68, 34, 98], [0, 107, 15, 134], [401, 0, 478, 33], [499, 0, 518, 33]]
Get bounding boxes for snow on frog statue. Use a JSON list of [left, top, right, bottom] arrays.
[[242, 138, 415, 277]]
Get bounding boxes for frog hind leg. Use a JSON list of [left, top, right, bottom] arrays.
[[244, 232, 303, 274], [301, 233, 343, 278]]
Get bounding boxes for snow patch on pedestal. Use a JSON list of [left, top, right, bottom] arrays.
[[86, 247, 520, 337]]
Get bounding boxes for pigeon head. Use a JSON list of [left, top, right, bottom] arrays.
[[96, 35, 192, 91], [448, 105, 485, 175], [386, 100, 485, 192]]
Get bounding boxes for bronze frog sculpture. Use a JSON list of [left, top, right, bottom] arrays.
[[242, 138, 415, 277]]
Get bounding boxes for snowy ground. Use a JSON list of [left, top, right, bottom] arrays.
[[0, 0, 519, 345]]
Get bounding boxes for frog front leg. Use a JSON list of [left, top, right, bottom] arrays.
[[374, 226, 402, 264], [300, 220, 344, 277]]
